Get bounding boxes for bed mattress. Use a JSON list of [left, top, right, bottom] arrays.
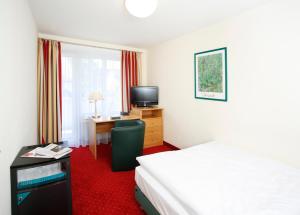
[[135, 166, 188, 215], [136, 142, 300, 215]]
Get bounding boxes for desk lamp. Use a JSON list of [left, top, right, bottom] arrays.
[[88, 91, 103, 118]]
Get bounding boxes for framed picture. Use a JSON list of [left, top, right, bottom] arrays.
[[194, 47, 227, 101]]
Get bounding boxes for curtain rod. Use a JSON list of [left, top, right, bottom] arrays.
[[38, 33, 146, 53]]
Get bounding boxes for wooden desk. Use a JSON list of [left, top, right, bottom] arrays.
[[88, 107, 164, 159], [88, 116, 139, 159]]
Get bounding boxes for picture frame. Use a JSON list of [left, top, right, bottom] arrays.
[[194, 47, 227, 101]]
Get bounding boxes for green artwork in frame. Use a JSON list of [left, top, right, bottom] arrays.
[[194, 47, 227, 101]]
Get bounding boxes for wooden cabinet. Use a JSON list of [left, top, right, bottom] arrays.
[[130, 107, 163, 148]]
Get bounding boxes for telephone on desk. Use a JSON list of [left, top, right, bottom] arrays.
[[110, 116, 121, 120], [120, 111, 129, 116]]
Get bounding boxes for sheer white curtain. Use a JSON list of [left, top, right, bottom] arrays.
[[61, 43, 121, 147]]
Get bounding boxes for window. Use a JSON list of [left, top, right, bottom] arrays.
[[61, 43, 121, 147]]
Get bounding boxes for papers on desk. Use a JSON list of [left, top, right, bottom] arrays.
[[21, 144, 72, 159]]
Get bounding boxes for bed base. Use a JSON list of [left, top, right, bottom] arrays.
[[135, 186, 160, 215]]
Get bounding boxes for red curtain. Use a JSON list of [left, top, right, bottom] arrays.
[[121, 50, 138, 112]]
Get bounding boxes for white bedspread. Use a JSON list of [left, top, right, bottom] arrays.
[[137, 142, 300, 215]]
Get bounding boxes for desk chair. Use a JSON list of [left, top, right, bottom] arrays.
[[111, 120, 145, 171]]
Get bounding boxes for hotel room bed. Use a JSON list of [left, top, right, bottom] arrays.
[[135, 142, 300, 215]]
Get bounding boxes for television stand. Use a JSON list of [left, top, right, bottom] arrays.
[[130, 107, 163, 148]]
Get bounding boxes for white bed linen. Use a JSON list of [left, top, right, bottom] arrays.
[[137, 142, 300, 215], [136, 166, 189, 215]]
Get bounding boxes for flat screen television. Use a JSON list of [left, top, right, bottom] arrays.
[[131, 86, 158, 107]]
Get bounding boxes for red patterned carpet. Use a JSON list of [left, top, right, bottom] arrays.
[[70, 144, 175, 215]]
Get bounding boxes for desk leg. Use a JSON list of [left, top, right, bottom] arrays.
[[88, 120, 97, 159]]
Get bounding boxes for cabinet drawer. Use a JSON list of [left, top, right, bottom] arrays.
[[145, 129, 162, 138], [96, 122, 114, 133], [143, 118, 162, 128], [145, 136, 162, 144], [144, 133, 163, 146], [144, 138, 163, 147], [145, 126, 162, 134]]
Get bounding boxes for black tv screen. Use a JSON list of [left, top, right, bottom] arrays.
[[131, 86, 158, 107]]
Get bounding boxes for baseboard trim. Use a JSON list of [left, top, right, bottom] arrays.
[[163, 141, 179, 150]]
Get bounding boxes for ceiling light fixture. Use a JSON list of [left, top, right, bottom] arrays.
[[125, 0, 158, 18]]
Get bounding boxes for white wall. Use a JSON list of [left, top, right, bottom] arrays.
[[148, 0, 300, 167], [140, 51, 148, 85], [0, 0, 37, 213]]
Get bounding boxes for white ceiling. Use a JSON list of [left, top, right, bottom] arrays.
[[28, 0, 269, 48]]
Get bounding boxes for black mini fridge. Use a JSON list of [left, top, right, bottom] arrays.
[[10, 145, 72, 215]]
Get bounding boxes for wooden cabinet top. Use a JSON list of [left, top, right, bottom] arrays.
[[131, 107, 163, 111]]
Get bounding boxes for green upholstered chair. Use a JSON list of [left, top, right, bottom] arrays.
[[111, 120, 145, 171]]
